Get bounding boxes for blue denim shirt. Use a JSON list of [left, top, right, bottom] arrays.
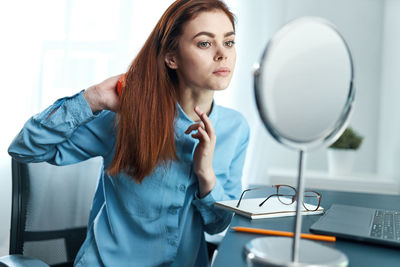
[[8, 91, 250, 267]]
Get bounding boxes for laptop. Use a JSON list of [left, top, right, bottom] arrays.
[[310, 204, 400, 247]]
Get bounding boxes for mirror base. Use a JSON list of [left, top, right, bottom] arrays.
[[244, 237, 348, 267]]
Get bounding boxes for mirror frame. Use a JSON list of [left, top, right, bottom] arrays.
[[254, 17, 355, 151]]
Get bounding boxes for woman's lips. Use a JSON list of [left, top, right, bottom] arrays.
[[213, 67, 230, 76]]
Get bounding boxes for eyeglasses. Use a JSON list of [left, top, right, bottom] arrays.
[[236, 184, 321, 211]]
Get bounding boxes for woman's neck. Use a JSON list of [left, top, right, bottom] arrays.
[[178, 87, 214, 122]]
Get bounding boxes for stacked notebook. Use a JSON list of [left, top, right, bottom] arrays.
[[215, 197, 324, 220]]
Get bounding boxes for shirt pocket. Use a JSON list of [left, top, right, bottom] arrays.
[[114, 169, 165, 221]]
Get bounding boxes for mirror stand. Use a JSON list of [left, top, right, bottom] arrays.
[[244, 151, 349, 267]]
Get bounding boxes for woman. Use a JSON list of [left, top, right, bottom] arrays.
[[8, 0, 249, 266]]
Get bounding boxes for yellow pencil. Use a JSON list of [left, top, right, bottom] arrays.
[[231, 226, 336, 242]]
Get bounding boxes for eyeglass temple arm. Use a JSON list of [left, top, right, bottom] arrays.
[[236, 188, 251, 208], [259, 194, 279, 207], [258, 194, 294, 207], [236, 185, 276, 208]]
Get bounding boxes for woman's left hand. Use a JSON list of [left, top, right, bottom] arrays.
[[185, 106, 216, 198]]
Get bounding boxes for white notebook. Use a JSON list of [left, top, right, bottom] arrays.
[[215, 197, 324, 220]]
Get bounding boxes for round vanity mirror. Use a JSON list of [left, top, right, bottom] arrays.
[[254, 17, 354, 151], [247, 17, 354, 266]]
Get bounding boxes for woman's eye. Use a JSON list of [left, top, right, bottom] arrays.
[[225, 40, 235, 47], [198, 41, 211, 48]]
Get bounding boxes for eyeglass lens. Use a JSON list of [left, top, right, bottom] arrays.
[[303, 191, 320, 211], [276, 185, 320, 211], [276, 185, 296, 205]]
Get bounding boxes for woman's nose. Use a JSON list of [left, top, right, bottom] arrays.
[[214, 46, 227, 61]]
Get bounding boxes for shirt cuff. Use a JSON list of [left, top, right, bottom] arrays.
[[192, 179, 231, 225], [36, 90, 99, 131]]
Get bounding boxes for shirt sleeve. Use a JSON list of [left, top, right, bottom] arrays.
[[192, 120, 250, 234], [8, 91, 116, 165]]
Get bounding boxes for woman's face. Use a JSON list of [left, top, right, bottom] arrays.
[[171, 10, 236, 91]]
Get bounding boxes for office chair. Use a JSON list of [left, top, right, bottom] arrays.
[[0, 157, 101, 267]]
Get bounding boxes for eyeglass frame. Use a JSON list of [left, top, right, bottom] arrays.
[[236, 184, 321, 211]]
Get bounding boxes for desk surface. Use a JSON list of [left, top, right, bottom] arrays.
[[213, 189, 400, 267]]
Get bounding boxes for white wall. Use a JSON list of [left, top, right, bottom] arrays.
[[284, 0, 384, 173], [377, 0, 400, 179], [225, 0, 387, 187], [218, 0, 289, 187]]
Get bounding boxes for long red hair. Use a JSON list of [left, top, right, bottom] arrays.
[[108, 0, 236, 183]]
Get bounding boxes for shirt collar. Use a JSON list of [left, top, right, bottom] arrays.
[[175, 101, 218, 133]]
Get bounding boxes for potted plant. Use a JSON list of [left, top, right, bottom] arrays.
[[327, 127, 363, 176]]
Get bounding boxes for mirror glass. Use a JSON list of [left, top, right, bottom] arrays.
[[254, 17, 354, 151]]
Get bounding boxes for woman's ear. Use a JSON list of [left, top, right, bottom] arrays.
[[165, 52, 178, 69]]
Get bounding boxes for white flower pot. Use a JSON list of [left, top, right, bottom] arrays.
[[327, 148, 357, 176]]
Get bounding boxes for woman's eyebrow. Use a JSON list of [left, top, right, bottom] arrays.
[[192, 31, 235, 39], [224, 31, 235, 37]]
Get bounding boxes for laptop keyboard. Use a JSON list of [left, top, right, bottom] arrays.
[[370, 209, 400, 241]]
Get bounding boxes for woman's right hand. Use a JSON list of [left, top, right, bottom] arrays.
[[83, 74, 123, 113]]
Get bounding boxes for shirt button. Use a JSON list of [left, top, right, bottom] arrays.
[[168, 239, 177, 246], [168, 206, 178, 215], [179, 184, 186, 192]]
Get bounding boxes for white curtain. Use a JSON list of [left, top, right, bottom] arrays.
[[0, 0, 176, 256]]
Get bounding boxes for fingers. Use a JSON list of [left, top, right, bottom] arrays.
[[185, 122, 205, 134], [194, 106, 215, 140], [107, 74, 124, 88], [190, 126, 210, 143], [184, 106, 216, 145], [96, 74, 124, 94], [185, 123, 209, 142]]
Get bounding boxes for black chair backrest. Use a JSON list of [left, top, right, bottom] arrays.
[[9, 158, 101, 267]]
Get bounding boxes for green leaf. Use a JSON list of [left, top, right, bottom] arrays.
[[329, 127, 363, 150]]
